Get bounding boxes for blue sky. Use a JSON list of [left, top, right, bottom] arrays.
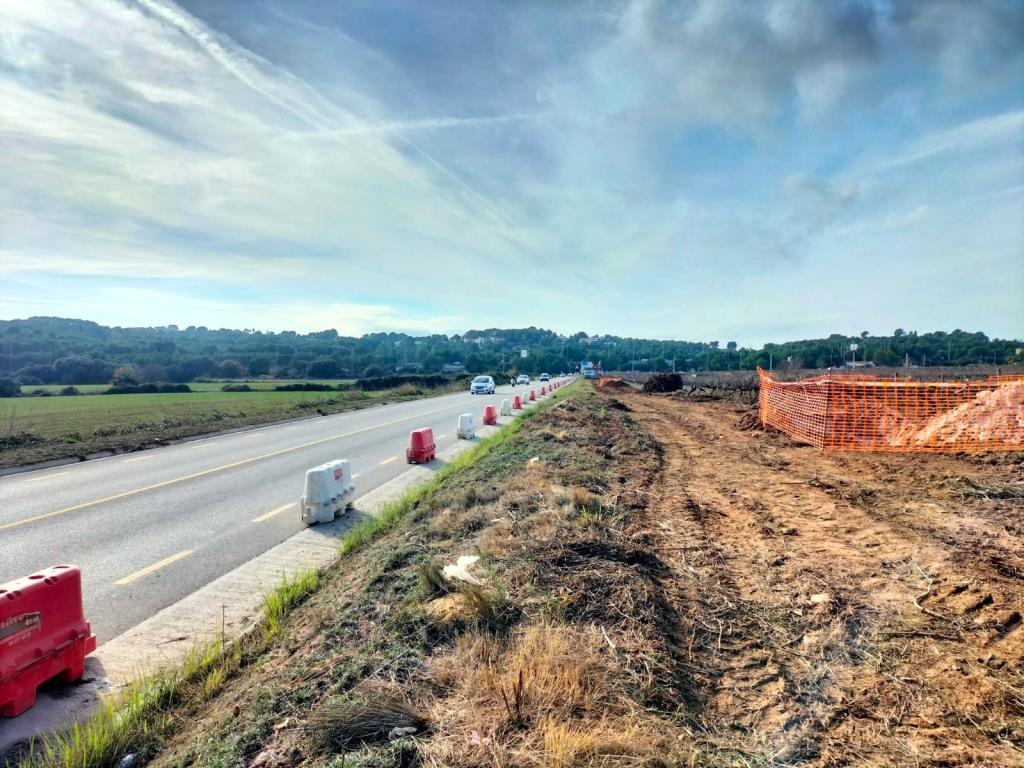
[[1, 0, 1022, 345]]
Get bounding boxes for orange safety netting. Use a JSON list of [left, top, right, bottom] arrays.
[[757, 368, 1024, 452]]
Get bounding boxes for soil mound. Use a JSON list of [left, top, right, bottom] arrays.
[[597, 376, 631, 391]]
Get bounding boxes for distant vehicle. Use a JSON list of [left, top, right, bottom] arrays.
[[470, 375, 495, 394], [516, 374, 530, 385], [539, 373, 550, 381], [581, 361, 599, 379]]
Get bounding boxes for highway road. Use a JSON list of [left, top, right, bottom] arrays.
[[0, 382, 544, 642]]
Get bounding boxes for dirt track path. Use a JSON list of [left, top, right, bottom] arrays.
[[618, 391, 1024, 766]]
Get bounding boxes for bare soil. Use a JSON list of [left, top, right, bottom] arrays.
[[622, 390, 1024, 766]]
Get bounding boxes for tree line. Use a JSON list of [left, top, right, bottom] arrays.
[[0, 317, 1020, 386]]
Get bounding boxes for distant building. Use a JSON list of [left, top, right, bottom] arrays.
[[442, 362, 467, 374]]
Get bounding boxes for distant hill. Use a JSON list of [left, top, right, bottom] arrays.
[[0, 316, 1020, 384]]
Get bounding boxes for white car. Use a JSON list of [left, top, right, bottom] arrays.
[[516, 374, 530, 385], [470, 375, 495, 394], [539, 373, 550, 382]]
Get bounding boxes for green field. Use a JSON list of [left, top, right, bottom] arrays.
[[0, 381, 451, 468], [18, 379, 354, 395], [3, 389, 365, 438]]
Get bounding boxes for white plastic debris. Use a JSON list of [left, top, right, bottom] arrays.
[[442, 555, 484, 585], [388, 726, 418, 740]]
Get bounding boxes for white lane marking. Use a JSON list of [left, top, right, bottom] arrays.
[[352, 473, 362, 479], [115, 550, 193, 586], [22, 471, 71, 484], [379, 456, 398, 466], [189, 443, 216, 450], [252, 502, 296, 523], [122, 455, 155, 464]]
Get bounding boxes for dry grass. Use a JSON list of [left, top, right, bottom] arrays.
[[303, 689, 427, 751], [421, 623, 686, 767]]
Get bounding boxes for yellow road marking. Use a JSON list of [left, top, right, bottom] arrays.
[[379, 456, 398, 466], [122, 455, 154, 464], [115, 550, 193, 586], [241, 432, 262, 439], [0, 398, 478, 532], [22, 471, 71, 484], [252, 502, 296, 523], [189, 442, 215, 450]]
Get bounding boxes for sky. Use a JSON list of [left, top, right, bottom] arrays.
[[1, 0, 1022, 346]]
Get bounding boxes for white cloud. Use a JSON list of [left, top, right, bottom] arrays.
[[0, 0, 1020, 345]]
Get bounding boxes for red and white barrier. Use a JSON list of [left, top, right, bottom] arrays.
[[406, 428, 436, 464], [1, 565, 96, 718], [300, 459, 355, 525], [483, 405, 497, 425], [457, 413, 476, 439]]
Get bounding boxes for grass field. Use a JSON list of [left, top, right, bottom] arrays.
[[3, 389, 358, 438], [18, 379, 354, 395], [0, 381, 455, 468]]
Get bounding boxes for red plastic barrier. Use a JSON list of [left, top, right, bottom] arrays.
[[513, 395, 522, 409], [530, 390, 536, 401], [405, 427, 436, 463], [540, 386, 546, 395], [483, 405, 497, 425], [1, 565, 96, 718]]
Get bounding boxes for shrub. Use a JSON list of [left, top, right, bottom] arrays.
[[221, 383, 253, 392], [110, 364, 140, 386], [642, 372, 683, 393], [361, 364, 388, 379], [357, 374, 466, 391], [307, 357, 341, 379], [217, 359, 245, 379], [275, 382, 336, 392], [103, 383, 192, 395], [0, 377, 19, 397], [59, 386, 81, 396]]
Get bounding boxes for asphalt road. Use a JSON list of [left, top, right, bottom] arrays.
[[0, 382, 550, 642]]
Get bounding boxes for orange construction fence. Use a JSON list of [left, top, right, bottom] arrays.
[[757, 368, 1024, 452]]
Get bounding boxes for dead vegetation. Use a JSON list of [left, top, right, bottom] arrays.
[[141, 384, 1022, 768]]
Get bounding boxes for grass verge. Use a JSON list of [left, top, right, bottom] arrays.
[[10, 387, 575, 768], [337, 386, 573, 558]]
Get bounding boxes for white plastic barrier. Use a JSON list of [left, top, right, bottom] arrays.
[[457, 413, 476, 440], [500, 398, 512, 416], [300, 459, 356, 525]]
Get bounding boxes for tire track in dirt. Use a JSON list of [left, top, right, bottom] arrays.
[[618, 391, 1024, 766]]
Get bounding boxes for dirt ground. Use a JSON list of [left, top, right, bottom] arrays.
[[620, 389, 1024, 766], [134, 384, 1022, 768]]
